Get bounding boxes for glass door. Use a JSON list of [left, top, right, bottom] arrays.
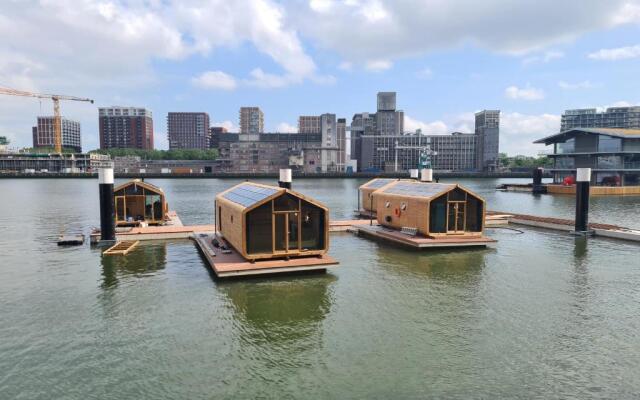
[[274, 212, 300, 253], [115, 196, 126, 222], [274, 213, 287, 252], [447, 202, 466, 234]]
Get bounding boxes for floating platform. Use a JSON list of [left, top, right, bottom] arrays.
[[57, 234, 85, 246], [103, 240, 140, 255], [193, 233, 338, 278], [354, 225, 496, 249]]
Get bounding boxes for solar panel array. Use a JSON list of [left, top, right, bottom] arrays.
[[382, 182, 455, 198], [222, 183, 280, 207], [364, 178, 395, 189]]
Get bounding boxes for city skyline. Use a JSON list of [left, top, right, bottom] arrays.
[[1, 1, 640, 155]]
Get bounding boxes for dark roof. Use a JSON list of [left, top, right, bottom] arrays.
[[361, 178, 396, 189], [534, 128, 640, 144], [381, 181, 455, 199], [221, 182, 281, 208]]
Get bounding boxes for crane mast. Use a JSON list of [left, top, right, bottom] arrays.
[[0, 86, 94, 154]]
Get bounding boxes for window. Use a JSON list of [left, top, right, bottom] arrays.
[[554, 157, 574, 169], [300, 201, 324, 250], [597, 155, 622, 169], [246, 202, 272, 254], [595, 172, 621, 186], [598, 135, 622, 152], [556, 138, 575, 154]]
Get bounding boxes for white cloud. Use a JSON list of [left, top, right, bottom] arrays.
[[522, 50, 565, 65], [212, 120, 237, 131], [416, 67, 433, 79], [558, 80, 595, 90], [505, 85, 545, 100], [502, 112, 561, 155], [338, 61, 353, 71], [191, 70, 237, 90], [588, 44, 640, 60], [295, 1, 637, 63], [404, 116, 449, 134], [365, 59, 393, 72], [276, 122, 297, 133]]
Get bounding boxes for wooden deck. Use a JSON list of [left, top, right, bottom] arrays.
[[355, 225, 496, 249], [103, 240, 140, 255], [193, 233, 338, 278]]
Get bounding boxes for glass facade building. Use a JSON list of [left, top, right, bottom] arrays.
[[534, 128, 640, 186]]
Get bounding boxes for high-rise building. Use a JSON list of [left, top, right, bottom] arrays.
[[296, 113, 340, 172], [298, 115, 321, 134], [32, 116, 82, 152], [239, 107, 264, 134], [475, 110, 500, 171], [167, 112, 210, 149], [99, 107, 154, 150], [561, 107, 640, 131], [337, 118, 347, 171], [210, 126, 228, 149]]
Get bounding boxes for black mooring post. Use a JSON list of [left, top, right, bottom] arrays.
[[99, 167, 115, 242], [278, 168, 292, 189], [369, 194, 373, 226], [574, 168, 591, 234], [532, 167, 545, 194]]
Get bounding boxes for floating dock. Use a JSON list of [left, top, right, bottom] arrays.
[[103, 240, 139, 255], [193, 233, 338, 278], [354, 225, 496, 249]]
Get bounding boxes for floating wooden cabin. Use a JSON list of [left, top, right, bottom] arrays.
[[215, 182, 329, 261], [359, 178, 398, 212], [113, 180, 169, 226], [374, 180, 486, 237]]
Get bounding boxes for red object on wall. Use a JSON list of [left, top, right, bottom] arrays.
[[563, 175, 575, 186]]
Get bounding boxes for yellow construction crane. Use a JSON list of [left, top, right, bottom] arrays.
[[0, 86, 94, 153]]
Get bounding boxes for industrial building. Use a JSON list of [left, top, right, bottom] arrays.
[[167, 112, 210, 149], [239, 107, 264, 134], [0, 152, 110, 173], [216, 133, 325, 173], [32, 116, 82, 152], [99, 107, 154, 150]]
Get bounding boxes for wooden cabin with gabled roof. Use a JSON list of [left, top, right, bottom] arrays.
[[359, 178, 399, 212], [113, 179, 169, 226], [215, 182, 329, 261], [374, 180, 486, 237]]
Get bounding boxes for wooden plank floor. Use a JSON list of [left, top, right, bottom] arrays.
[[193, 234, 338, 278], [103, 240, 140, 255], [356, 225, 496, 249]]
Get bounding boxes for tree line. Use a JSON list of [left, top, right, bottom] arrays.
[[90, 148, 219, 160]]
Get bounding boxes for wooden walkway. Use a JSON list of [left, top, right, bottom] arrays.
[[103, 240, 139, 255]]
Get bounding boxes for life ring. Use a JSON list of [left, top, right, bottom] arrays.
[[394, 208, 401, 217]]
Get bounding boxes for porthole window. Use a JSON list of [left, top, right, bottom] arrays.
[[385, 201, 391, 208], [401, 203, 407, 211]]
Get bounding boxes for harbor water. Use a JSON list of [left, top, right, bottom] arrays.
[[1, 178, 639, 399]]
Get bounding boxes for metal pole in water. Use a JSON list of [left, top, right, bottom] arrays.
[[278, 168, 292, 189], [573, 168, 592, 235], [99, 167, 115, 242]]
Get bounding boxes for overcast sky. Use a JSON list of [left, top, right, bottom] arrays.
[[1, 0, 640, 155]]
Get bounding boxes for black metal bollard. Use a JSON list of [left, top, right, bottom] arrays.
[[574, 168, 591, 235], [99, 167, 115, 241]]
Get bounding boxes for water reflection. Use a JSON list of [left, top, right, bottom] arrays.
[[100, 242, 168, 289], [217, 275, 336, 368], [375, 245, 488, 283]]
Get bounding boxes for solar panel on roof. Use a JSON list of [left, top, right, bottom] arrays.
[[383, 182, 454, 198], [364, 178, 395, 189], [222, 183, 280, 207]]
